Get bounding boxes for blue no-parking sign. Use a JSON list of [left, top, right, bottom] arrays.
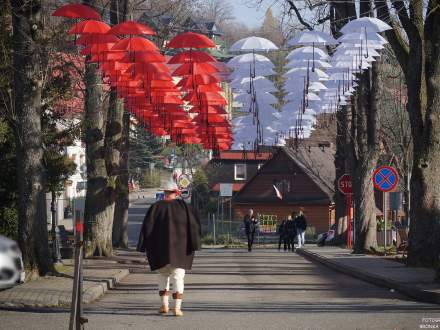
[[373, 166, 399, 192]]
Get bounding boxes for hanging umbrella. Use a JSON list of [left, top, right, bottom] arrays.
[[338, 32, 387, 44], [172, 62, 220, 76], [52, 3, 101, 20], [286, 59, 332, 69], [288, 30, 337, 46], [286, 46, 329, 60], [168, 32, 216, 49], [227, 53, 275, 68], [107, 20, 155, 35], [68, 20, 111, 35], [168, 51, 216, 64], [75, 33, 119, 46], [111, 37, 159, 51], [229, 36, 278, 52], [340, 17, 392, 34]]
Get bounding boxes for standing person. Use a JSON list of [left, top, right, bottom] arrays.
[[243, 209, 258, 252], [277, 218, 288, 251], [295, 208, 308, 248], [286, 215, 296, 251], [137, 181, 201, 317]]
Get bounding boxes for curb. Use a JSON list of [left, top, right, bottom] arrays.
[[297, 248, 440, 305], [0, 268, 130, 309]]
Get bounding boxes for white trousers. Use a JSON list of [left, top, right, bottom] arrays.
[[158, 265, 185, 294], [297, 230, 306, 247]]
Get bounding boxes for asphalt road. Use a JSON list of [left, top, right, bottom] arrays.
[[1, 198, 439, 330]]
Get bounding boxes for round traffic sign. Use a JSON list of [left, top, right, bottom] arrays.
[[338, 174, 352, 195], [373, 166, 399, 192]]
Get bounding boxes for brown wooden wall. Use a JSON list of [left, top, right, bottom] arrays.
[[234, 203, 334, 234]]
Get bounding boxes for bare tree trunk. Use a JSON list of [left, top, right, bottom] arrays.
[[408, 5, 440, 278], [334, 105, 348, 239], [352, 62, 381, 253], [11, 0, 51, 276], [109, 0, 130, 249], [113, 112, 129, 248]]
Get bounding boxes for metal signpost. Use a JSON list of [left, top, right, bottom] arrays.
[[69, 211, 87, 330], [373, 166, 399, 256], [219, 184, 233, 243], [338, 174, 353, 248]]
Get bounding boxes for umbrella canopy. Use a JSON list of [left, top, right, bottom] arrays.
[[68, 20, 111, 35], [107, 21, 155, 35], [340, 17, 392, 34], [227, 53, 275, 68], [52, 3, 101, 20], [229, 36, 278, 52], [168, 51, 216, 64], [168, 32, 216, 49], [111, 37, 159, 51], [286, 46, 329, 60], [288, 30, 337, 46]]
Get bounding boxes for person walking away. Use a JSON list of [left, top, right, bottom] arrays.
[[243, 209, 258, 252], [137, 181, 201, 317], [286, 215, 296, 251], [295, 209, 308, 248], [277, 218, 288, 251]]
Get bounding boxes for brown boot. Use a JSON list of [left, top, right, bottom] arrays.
[[172, 292, 183, 316], [158, 290, 170, 314]]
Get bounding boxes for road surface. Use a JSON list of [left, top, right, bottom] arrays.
[[1, 198, 439, 330]]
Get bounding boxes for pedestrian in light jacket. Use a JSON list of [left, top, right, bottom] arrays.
[[294, 209, 307, 248]]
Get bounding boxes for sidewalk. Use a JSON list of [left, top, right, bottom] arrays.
[[297, 245, 440, 304], [0, 250, 139, 308]]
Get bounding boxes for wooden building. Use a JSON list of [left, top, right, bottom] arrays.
[[206, 150, 273, 195], [233, 146, 335, 234]]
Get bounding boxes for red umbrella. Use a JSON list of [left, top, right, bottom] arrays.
[[52, 3, 101, 20], [68, 20, 111, 35], [177, 74, 220, 88], [121, 51, 166, 63], [168, 51, 216, 64], [172, 62, 220, 76], [168, 32, 216, 49], [111, 37, 159, 51], [107, 20, 155, 35], [75, 34, 119, 46]]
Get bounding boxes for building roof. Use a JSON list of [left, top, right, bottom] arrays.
[[282, 146, 335, 199], [233, 146, 335, 204], [214, 150, 272, 161]]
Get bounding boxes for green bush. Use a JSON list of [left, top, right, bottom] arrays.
[[201, 233, 243, 246], [0, 207, 18, 240], [305, 226, 317, 240]]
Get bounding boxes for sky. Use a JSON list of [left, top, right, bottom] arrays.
[[231, 0, 282, 28]]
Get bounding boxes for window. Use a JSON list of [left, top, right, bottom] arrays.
[[273, 179, 291, 194], [234, 164, 246, 180], [257, 163, 264, 170]]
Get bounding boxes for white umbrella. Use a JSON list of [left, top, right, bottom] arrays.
[[230, 66, 275, 79], [230, 36, 278, 52], [334, 47, 380, 57], [287, 46, 329, 60], [284, 67, 329, 80], [340, 17, 392, 34], [227, 53, 274, 68], [286, 59, 332, 69], [288, 30, 338, 46], [338, 32, 387, 44], [235, 92, 278, 106], [230, 76, 277, 93]]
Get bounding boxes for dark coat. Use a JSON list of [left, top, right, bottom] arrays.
[[243, 214, 258, 235], [137, 199, 201, 271], [286, 220, 296, 238], [295, 215, 308, 231]]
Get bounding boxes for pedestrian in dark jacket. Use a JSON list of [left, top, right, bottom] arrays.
[[286, 215, 296, 251], [277, 219, 289, 251], [137, 181, 201, 317], [294, 209, 308, 248], [243, 209, 258, 252]]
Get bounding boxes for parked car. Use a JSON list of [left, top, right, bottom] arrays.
[[0, 235, 25, 289]]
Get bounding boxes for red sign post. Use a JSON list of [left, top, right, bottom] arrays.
[[338, 174, 353, 248]]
